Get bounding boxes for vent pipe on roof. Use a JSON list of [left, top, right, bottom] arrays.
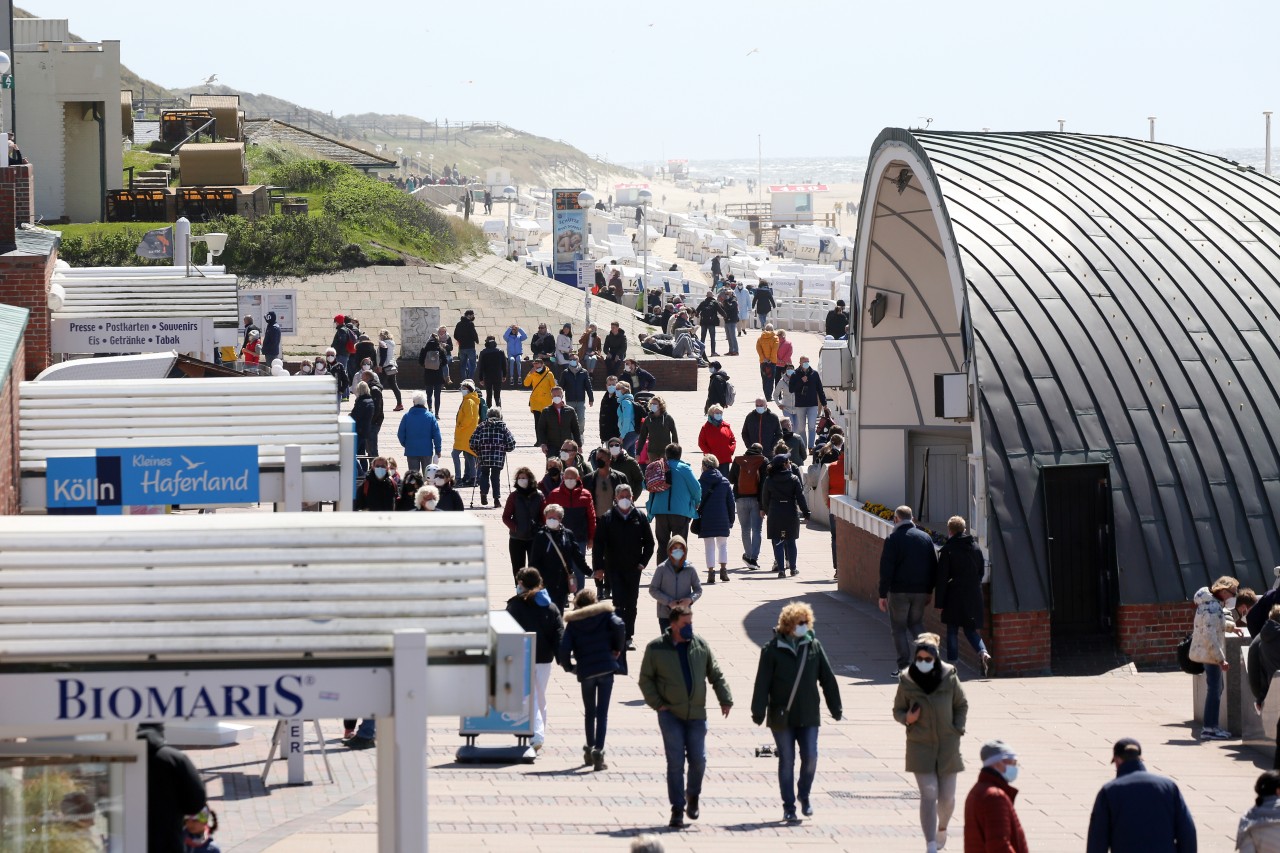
[[1148, 116, 1157, 143], [1265, 112, 1273, 177]]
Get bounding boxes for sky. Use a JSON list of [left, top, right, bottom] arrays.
[[15, 0, 1280, 163]]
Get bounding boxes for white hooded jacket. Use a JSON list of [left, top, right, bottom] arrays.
[[1189, 586, 1227, 666]]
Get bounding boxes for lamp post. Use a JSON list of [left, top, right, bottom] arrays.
[[577, 190, 595, 326], [395, 147, 404, 177], [503, 185, 517, 260], [637, 188, 652, 294]]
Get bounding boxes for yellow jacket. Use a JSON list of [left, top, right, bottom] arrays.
[[454, 391, 481, 454], [756, 330, 779, 364], [523, 365, 556, 412]]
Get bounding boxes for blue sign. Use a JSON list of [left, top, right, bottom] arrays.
[[47, 445, 259, 512]]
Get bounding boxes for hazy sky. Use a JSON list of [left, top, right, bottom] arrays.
[[16, 0, 1280, 163]]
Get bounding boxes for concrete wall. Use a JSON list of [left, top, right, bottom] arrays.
[[14, 40, 123, 222]]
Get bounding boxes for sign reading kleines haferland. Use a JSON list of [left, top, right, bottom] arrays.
[[46, 445, 259, 512]]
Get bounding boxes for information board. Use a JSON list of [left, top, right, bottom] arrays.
[[238, 289, 298, 336]]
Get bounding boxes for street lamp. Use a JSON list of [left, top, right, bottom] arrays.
[[503, 185, 517, 259], [637, 188, 653, 293], [578, 190, 595, 326]]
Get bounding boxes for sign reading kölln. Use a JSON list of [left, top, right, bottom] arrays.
[[47, 445, 259, 513]]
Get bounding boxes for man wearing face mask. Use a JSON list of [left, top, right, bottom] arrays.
[[788, 356, 828, 451], [750, 602, 842, 823], [560, 353, 595, 429], [964, 739, 1029, 853], [536, 386, 583, 458], [593, 484, 655, 648], [639, 604, 733, 829], [606, 437, 645, 496], [879, 506, 939, 677], [741, 398, 781, 455], [355, 455, 398, 511], [524, 357, 556, 438]]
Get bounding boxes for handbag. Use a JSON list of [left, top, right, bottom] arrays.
[[689, 488, 711, 536], [769, 644, 810, 728], [546, 533, 577, 595], [638, 440, 650, 466], [1176, 632, 1205, 675]]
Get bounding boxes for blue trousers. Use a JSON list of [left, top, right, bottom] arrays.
[[1204, 663, 1223, 730], [946, 625, 987, 661], [581, 675, 614, 750], [658, 711, 707, 809], [772, 725, 819, 809], [459, 348, 477, 380]]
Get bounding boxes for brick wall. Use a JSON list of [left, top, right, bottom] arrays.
[[989, 610, 1051, 675], [0, 341, 23, 515], [0, 165, 54, 379], [1117, 602, 1192, 665]]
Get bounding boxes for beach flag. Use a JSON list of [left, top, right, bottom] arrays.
[[135, 226, 174, 260]]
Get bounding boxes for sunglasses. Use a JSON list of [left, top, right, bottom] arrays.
[[914, 656, 935, 664]]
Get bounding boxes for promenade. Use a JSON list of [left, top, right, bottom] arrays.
[[199, 327, 1262, 852]]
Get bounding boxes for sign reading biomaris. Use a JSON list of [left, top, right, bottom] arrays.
[[46, 445, 260, 513]]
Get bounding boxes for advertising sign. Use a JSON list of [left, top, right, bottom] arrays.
[[47, 445, 260, 513], [0, 666, 392, 728], [551, 188, 587, 288], [51, 318, 214, 357], [238, 289, 298, 336], [135, 226, 174, 260], [459, 634, 533, 736]]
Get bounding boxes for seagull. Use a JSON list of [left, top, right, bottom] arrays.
[[179, 455, 206, 471], [746, 48, 759, 56], [200, 74, 218, 87]]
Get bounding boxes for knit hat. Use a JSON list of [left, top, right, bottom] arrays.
[[980, 739, 1016, 767], [334, 314, 345, 324], [913, 633, 940, 661], [1112, 737, 1142, 760]]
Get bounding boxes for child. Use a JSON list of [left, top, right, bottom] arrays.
[[183, 807, 222, 852], [387, 458, 402, 488], [241, 329, 261, 367]]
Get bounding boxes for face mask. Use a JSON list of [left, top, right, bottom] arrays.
[[671, 548, 685, 561], [800, 363, 810, 371], [617, 498, 633, 511], [608, 385, 617, 394], [597, 458, 610, 469], [560, 451, 572, 461], [552, 396, 564, 405], [362, 362, 373, 371], [793, 623, 809, 638], [374, 467, 387, 478], [782, 427, 793, 436], [432, 477, 445, 487], [545, 517, 561, 530], [424, 500, 438, 510], [786, 369, 795, 376], [566, 360, 577, 368], [564, 478, 578, 489], [300, 365, 312, 374], [1001, 765, 1019, 784], [517, 477, 530, 488], [756, 406, 767, 414], [711, 414, 722, 423], [1225, 596, 1238, 610], [678, 623, 694, 640], [536, 366, 545, 373], [609, 445, 622, 457], [915, 659, 935, 674], [649, 403, 660, 413], [326, 355, 336, 363]]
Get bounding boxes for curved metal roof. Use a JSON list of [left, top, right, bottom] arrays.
[[876, 128, 1280, 611]]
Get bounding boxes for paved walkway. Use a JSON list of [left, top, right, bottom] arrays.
[[196, 326, 1265, 852]]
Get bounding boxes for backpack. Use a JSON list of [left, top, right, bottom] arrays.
[[724, 380, 736, 407], [422, 348, 443, 371], [1176, 632, 1204, 675], [735, 457, 764, 497], [340, 325, 356, 355], [645, 458, 670, 493]]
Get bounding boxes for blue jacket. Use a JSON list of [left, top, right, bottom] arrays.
[[1086, 760, 1196, 853], [503, 327, 528, 357], [878, 520, 938, 598], [646, 458, 701, 518], [558, 600, 627, 680], [560, 366, 594, 403], [788, 365, 828, 408], [696, 469, 735, 538], [397, 404, 443, 457], [617, 392, 637, 436]]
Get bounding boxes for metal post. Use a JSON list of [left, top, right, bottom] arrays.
[[1057, 119, 1065, 133], [1148, 116, 1156, 143], [174, 217, 191, 273], [1266, 111, 1273, 177], [283, 444, 302, 511], [338, 420, 355, 512], [641, 199, 648, 288], [506, 199, 513, 259], [757, 134, 762, 202], [378, 630, 429, 853]]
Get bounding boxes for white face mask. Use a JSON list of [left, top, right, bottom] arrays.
[[915, 659, 935, 673], [609, 446, 622, 457], [326, 355, 335, 362], [793, 623, 809, 638], [545, 517, 561, 530], [432, 477, 445, 487], [649, 403, 660, 413], [552, 396, 564, 405], [564, 478, 578, 489], [424, 499, 438, 510], [560, 451, 572, 461], [755, 405, 767, 414], [670, 548, 685, 562], [517, 478, 530, 488], [1225, 596, 1238, 611], [617, 498, 633, 511]]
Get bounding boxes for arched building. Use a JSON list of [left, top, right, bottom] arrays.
[[832, 128, 1280, 673]]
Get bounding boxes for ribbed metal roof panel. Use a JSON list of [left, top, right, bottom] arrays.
[[0, 303, 30, 385], [884, 128, 1280, 610]]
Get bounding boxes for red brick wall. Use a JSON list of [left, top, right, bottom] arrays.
[[1, 253, 55, 379], [0, 341, 23, 514], [989, 610, 1051, 675], [1118, 602, 1192, 665]]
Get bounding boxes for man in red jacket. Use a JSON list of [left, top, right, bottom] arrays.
[[964, 739, 1028, 853]]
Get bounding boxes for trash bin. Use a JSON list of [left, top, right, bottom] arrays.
[[282, 197, 309, 216]]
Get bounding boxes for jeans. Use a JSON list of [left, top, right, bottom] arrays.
[[582, 675, 614, 750], [699, 324, 718, 354], [452, 449, 476, 482], [761, 363, 776, 399], [737, 498, 762, 561], [772, 726, 819, 809], [794, 405, 819, 450], [889, 592, 932, 669], [915, 772, 957, 844], [1205, 663, 1223, 730], [657, 711, 707, 809], [366, 429, 380, 459], [460, 347, 477, 380], [945, 625, 988, 661], [622, 431, 639, 457], [479, 466, 502, 501], [703, 536, 728, 567], [724, 322, 739, 353], [508, 538, 533, 577], [772, 536, 797, 570], [507, 355, 522, 383], [654, 514, 691, 556], [757, 311, 769, 329], [532, 662, 552, 742]]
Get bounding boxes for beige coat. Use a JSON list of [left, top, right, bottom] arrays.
[[892, 664, 968, 775]]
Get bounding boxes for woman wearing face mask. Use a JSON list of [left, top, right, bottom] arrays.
[[503, 466, 546, 578], [414, 484, 440, 511], [695, 455, 736, 585], [559, 586, 626, 771], [397, 470, 425, 511], [893, 632, 968, 853], [297, 361, 314, 376], [648, 536, 703, 634], [615, 382, 640, 456], [507, 568, 565, 752], [556, 323, 576, 370], [531, 504, 589, 609], [547, 466, 595, 562], [750, 602, 843, 823], [698, 405, 737, 478], [761, 453, 810, 578], [523, 357, 556, 437], [638, 396, 678, 465], [775, 329, 793, 368], [324, 347, 349, 403], [355, 455, 398, 511], [1190, 575, 1242, 740], [431, 468, 466, 511], [539, 458, 563, 499]]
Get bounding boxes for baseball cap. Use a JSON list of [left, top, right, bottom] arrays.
[[1112, 737, 1142, 760]]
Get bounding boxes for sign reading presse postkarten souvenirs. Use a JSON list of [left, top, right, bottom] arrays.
[[46, 445, 259, 513], [51, 317, 214, 357]]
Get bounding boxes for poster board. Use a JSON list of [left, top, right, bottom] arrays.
[[238, 289, 297, 336]]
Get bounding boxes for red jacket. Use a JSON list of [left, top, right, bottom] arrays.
[[964, 768, 1028, 853], [546, 483, 596, 547], [826, 454, 845, 509], [697, 420, 737, 467]]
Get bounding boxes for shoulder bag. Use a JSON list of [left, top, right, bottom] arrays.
[[546, 533, 578, 595], [769, 643, 810, 728]]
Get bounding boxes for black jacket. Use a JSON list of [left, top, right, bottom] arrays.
[[593, 506, 656, 576], [740, 408, 781, 453], [436, 484, 465, 512], [878, 521, 938, 598], [350, 396, 374, 437], [935, 532, 985, 629], [454, 317, 480, 348], [536, 404, 582, 450], [603, 330, 628, 358], [599, 392, 621, 441], [721, 293, 741, 323], [502, 485, 546, 540], [559, 600, 627, 680], [1249, 587, 1280, 637], [696, 295, 724, 327], [788, 365, 828, 408], [1085, 760, 1196, 853], [478, 342, 507, 381], [262, 316, 282, 360], [354, 338, 378, 368], [506, 592, 564, 664], [140, 729, 207, 853], [530, 331, 556, 358], [706, 370, 731, 409], [752, 286, 776, 314], [531, 527, 589, 608], [1250, 618, 1280, 703], [356, 472, 398, 511], [824, 309, 849, 339], [760, 466, 809, 541]]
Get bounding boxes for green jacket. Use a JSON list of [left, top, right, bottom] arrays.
[[638, 631, 733, 720], [750, 631, 842, 729], [892, 664, 968, 775]]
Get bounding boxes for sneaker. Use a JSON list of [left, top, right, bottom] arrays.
[[669, 807, 685, 829], [789, 566, 798, 577], [343, 728, 355, 739], [800, 799, 813, 817], [344, 735, 375, 750], [783, 807, 799, 822], [626, 639, 636, 651], [685, 794, 699, 820], [892, 666, 904, 678], [531, 735, 544, 752], [1200, 727, 1231, 740], [981, 652, 992, 677], [777, 568, 786, 579]]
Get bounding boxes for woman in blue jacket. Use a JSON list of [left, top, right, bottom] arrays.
[[645, 444, 703, 556], [559, 587, 626, 771], [697, 455, 736, 585]]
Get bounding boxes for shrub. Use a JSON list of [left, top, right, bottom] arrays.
[[208, 214, 358, 277]]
